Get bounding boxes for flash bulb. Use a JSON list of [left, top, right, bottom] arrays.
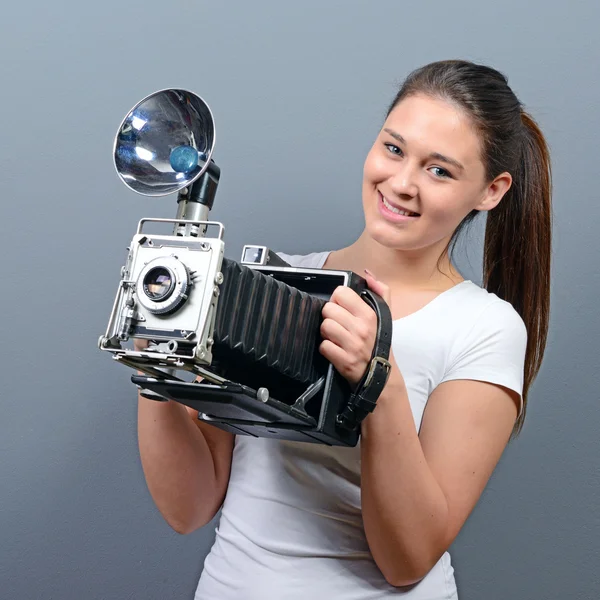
[[170, 145, 199, 173]]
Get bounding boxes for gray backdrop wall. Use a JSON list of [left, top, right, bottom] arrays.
[[1, 1, 598, 599]]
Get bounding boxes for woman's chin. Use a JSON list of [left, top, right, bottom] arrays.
[[365, 222, 416, 250]]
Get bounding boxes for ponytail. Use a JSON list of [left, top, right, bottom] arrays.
[[483, 111, 552, 435]]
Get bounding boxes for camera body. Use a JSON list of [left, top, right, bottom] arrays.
[[99, 88, 392, 447]]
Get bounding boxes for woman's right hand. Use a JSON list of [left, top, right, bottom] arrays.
[[133, 337, 149, 352]]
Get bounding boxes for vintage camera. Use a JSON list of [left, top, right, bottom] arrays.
[[99, 89, 392, 447]]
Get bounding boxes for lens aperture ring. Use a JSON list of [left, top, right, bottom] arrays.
[[136, 256, 190, 315]]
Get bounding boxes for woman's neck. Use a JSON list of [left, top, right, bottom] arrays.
[[327, 231, 464, 292]]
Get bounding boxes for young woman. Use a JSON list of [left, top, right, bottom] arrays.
[[137, 60, 552, 599]]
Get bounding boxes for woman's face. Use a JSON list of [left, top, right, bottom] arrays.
[[362, 93, 509, 253]]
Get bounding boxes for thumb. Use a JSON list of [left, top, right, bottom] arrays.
[[364, 269, 391, 306]]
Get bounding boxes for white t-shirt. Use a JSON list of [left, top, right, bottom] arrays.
[[195, 251, 527, 600]]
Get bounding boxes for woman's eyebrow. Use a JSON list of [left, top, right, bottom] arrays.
[[383, 127, 465, 172], [383, 128, 407, 145]]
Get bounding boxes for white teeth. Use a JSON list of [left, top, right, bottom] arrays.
[[382, 196, 417, 217]]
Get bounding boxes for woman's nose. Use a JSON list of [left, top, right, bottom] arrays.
[[388, 166, 418, 197]]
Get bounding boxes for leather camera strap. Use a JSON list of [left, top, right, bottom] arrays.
[[335, 288, 393, 432]]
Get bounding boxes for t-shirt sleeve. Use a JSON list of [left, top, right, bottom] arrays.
[[440, 299, 528, 415]]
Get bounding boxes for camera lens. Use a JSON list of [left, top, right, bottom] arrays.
[[143, 267, 175, 301], [137, 257, 191, 316]]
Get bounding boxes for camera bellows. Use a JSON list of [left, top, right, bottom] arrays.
[[213, 259, 327, 385]]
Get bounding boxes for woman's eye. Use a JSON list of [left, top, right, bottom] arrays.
[[430, 166, 452, 179], [384, 143, 403, 156]]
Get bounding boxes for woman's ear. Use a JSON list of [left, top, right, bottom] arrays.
[[475, 171, 513, 212]]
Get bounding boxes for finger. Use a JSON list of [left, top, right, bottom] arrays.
[[319, 339, 366, 386], [330, 285, 376, 320], [323, 300, 375, 345], [319, 339, 352, 374], [319, 337, 345, 360], [322, 301, 356, 333], [320, 317, 355, 350], [364, 269, 391, 305], [133, 338, 149, 351]]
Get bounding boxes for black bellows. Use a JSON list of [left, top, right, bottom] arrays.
[[211, 259, 329, 405]]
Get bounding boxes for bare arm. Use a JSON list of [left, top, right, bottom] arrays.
[[137, 391, 234, 534], [360, 361, 518, 586]]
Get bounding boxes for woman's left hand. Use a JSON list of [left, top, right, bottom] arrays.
[[319, 270, 391, 387]]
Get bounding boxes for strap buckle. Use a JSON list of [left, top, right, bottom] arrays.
[[363, 356, 392, 390]]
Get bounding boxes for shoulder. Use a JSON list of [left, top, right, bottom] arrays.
[[419, 280, 527, 348], [276, 250, 332, 269], [440, 281, 528, 403], [456, 282, 527, 343]]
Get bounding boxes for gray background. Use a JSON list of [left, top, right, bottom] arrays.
[[1, 1, 598, 598]]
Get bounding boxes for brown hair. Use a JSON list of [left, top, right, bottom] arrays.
[[387, 60, 552, 435]]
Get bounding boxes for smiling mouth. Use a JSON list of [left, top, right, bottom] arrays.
[[380, 193, 420, 217]]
